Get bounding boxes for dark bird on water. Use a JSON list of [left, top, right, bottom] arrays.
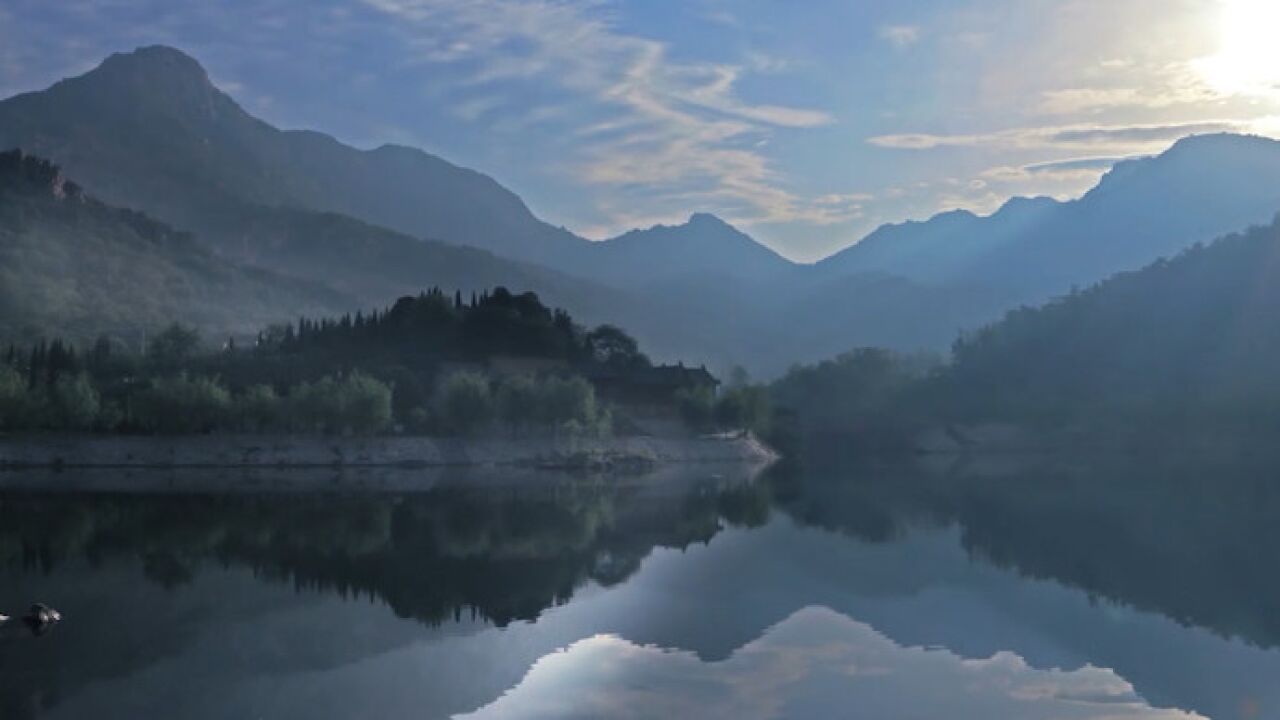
[[0, 604, 62, 636]]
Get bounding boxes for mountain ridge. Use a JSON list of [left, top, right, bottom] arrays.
[[7, 46, 1280, 375]]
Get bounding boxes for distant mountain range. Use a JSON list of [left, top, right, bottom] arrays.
[[820, 133, 1280, 300], [3, 45, 1280, 373]]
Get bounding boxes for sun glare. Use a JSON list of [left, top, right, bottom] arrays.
[[1197, 0, 1280, 97]]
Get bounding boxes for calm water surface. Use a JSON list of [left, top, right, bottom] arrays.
[[2, 453, 1278, 719]]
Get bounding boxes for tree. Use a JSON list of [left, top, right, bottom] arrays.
[[335, 372, 393, 435], [536, 375, 597, 429], [135, 375, 230, 434], [675, 385, 715, 431], [46, 373, 101, 430], [496, 374, 539, 433], [148, 324, 201, 370], [234, 384, 282, 432], [0, 365, 28, 430], [435, 371, 494, 436], [715, 385, 771, 435], [585, 325, 649, 368], [289, 373, 393, 435]]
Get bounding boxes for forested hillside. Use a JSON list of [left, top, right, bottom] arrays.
[[941, 215, 1280, 424], [0, 150, 348, 345]]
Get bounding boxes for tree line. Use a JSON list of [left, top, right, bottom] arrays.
[[0, 287, 694, 437]]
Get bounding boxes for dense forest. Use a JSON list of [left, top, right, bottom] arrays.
[[0, 285, 769, 438], [771, 214, 1280, 443]]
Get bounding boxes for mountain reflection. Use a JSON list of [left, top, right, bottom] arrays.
[[783, 449, 1280, 651], [4, 452, 1280, 719]]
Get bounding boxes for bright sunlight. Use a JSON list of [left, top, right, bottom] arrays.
[[1196, 0, 1280, 97]]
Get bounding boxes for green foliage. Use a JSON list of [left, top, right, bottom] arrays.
[[585, 325, 650, 368], [495, 375, 539, 432], [0, 365, 28, 430], [675, 385, 715, 430], [771, 349, 938, 434], [536, 375, 598, 429], [134, 375, 231, 434], [715, 384, 772, 436], [289, 373, 392, 435], [434, 371, 495, 436], [45, 373, 101, 430], [233, 384, 281, 433]]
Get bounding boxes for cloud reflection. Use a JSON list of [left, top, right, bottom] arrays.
[[461, 606, 1202, 720]]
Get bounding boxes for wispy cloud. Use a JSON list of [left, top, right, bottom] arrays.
[[361, 0, 840, 231], [868, 119, 1261, 153], [1037, 61, 1221, 115], [879, 25, 921, 50]]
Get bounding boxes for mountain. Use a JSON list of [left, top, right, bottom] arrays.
[[584, 213, 793, 288], [0, 45, 789, 289], [820, 134, 1280, 303], [817, 197, 1061, 285], [0, 45, 579, 265], [942, 215, 1280, 421], [0, 45, 789, 366], [8, 46, 1280, 376], [0, 150, 349, 345]]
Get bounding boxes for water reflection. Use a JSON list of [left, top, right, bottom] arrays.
[[465, 607, 1201, 720], [2, 452, 1279, 719]]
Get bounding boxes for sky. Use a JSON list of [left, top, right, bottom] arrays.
[[2, 0, 1280, 261]]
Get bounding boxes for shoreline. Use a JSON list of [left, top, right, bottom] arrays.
[[0, 432, 778, 471]]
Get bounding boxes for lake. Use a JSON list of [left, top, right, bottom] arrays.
[[2, 451, 1277, 719]]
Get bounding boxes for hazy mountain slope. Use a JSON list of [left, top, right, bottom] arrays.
[[0, 151, 350, 345], [818, 198, 1061, 284], [585, 213, 793, 288], [945, 215, 1280, 417], [820, 134, 1280, 302]]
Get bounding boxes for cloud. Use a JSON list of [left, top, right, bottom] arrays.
[[979, 155, 1132, 186], [361, 0, 839, 231], [1037, 61, 1221, 114], [868, 120, 1260, 153], [452, 94, 503, 121], [879, 25, 921, 49], [1048, 122, 1238, 144], [1038, 88, 1142, 115]]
